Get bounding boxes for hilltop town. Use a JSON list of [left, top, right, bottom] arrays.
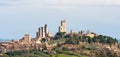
[[0, 20, 120, 57]]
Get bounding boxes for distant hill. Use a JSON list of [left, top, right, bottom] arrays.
[[118, 39, 120, 43], [0, 39, 11, 42]]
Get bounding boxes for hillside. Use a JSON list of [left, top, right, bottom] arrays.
[[2, 34, 120, 57]]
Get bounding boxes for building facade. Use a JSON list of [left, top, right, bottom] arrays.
[[59, 20, 66, 32], [36, 24, 49, 38]]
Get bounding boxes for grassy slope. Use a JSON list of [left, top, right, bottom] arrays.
[[52, 54, 78, 57]]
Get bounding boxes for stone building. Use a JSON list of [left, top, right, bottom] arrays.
[[44, 24, 48, 36], [38, 27, 45, 37], [59, 20, 66, 32], [70, 30, 75, 37], [24, 34, 31, 43], [19, 34, 31, 44], [79, 30, 86, 35], [86, 32, 98, 38], [36, 24, 50, 38], [31, 38, 41, 44]]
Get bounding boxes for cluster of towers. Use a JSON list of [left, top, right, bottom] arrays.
[[16, 19, 98, 45], [36, 20, 66, 38], [59, 20, 66, 32], [36, 24, 49, 38], [13, 19, 98, 45]]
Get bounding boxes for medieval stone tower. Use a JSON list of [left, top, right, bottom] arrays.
[[24, 34, 31, 44], [36, 24, 49, 38], [59, 20, 66, 32], [44, 24, 48, 36]]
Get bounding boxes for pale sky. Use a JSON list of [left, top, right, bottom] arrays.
[[0, 0, 120, 40]]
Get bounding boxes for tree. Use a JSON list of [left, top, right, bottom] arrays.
[[65, 37, 79, 45], [41, 38, 47, 43], [88, 37, 93, 44], [55, 32, 66, 39]]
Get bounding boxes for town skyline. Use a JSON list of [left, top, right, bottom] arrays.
[[0, 19, 119, 40], [1, 19, 119, 57], [0, 0, 120, 57], [0, 0, 120, 40]]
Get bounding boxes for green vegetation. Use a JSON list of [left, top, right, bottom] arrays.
[[52, 54, 77, 57], [3, 43, 119, 57], [65, 35, 118, 45], [55, 32, 66, 39], [3, 50, 51, 57]]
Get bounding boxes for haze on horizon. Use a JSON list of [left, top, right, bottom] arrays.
[[0, 0, 120, 40]]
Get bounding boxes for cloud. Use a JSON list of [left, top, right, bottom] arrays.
[[0, 0, 120, 10], [1, 0, 120, 6], [0, 0, 120, 11], [23, 0, 120, 5], [27, 0, 120, 5]]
